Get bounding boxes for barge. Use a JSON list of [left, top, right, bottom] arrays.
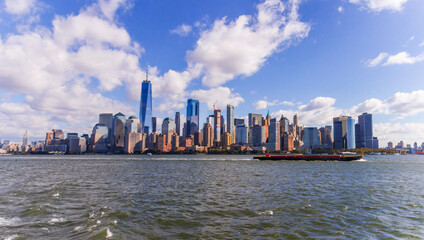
[[254, 154, 362, 161]]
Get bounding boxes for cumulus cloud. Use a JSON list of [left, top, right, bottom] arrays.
[[254, 99, 278, 110], [98, 0, 129, 21], [374, 122, 424, 147], [299, 97, 336, 112], [367, 51, 424, 67], [170, 24, 192, 36], [384, 51, 424, 65], [0, 0, 141, 138], [4, 0, 37, 15], [191, 87, 245, 111], [366, 52, 389, 67], [186, 0, 310, 87], [253, 99, 293, 110], [349, 0, 408, 12], [338, 6, 344, 12]]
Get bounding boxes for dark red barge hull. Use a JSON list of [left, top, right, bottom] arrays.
[[254, 155, 362, 161]]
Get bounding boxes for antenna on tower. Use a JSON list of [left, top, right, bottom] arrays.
[[213, 101, 217, 111]]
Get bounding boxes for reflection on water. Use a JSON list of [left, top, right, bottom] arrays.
[[0, 154, 424, 239]]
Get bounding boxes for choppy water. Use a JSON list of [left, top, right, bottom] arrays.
[[0, 155, 424, 239]]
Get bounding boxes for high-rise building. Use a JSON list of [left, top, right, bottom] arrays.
[[124, 132, 143, 154], [333, 116, 350, 149], [113, 112, 126, 148], [214, 109, 221, 142], [282, 132, 294, 151], [222, 132, 232, 149], [266, 118, 280, 151], [139, 69, 153, 135], [162, 118, 176, 144], [235, 124, 248, 145], [227, 105, 234, 142], [293, 113, 298, 126], [162, 118, 176, 135], [356, 113, 377, 149], [202, 123, 213, 147], [387, 141, 393, 149], [346, 118, 356, 149], [303, 127, 321, 150], [251, 125, 266, 146], [125, 116, 141, 134], [52, 129, 64, 140], [186, 99, 200, 136], [175, 112, 181, 136], [23, 131, 28, 146], [279, 115, 289, 133], [91, 123, 108, 153], [194, 131, 203, 146], [234, 118, 245, 126], [248, 113, 262, 127], [99, 113, 113, 144], [152, 117, 157, 133]]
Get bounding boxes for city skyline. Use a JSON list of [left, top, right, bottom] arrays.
[[0, 0, 424, 146]]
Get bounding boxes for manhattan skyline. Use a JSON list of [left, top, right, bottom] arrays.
[[0, 0, 423, 146]]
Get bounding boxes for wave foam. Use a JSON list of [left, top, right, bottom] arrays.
[[106, 228, 113, 238], [0, 217, 20, 226], [48, 217, 65, 225]]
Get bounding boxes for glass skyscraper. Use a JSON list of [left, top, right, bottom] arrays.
[[139, 73, 152, 135], [186, 99, 199, 136], [346, 118, 356, 149]]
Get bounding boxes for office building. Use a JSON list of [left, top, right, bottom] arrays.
[[234, 118, 244, 126], [203, 123, 213, 147], [303, 127, 321, 150], [235, 124, 248, 145], [175, 112, 181, 136], [152, 117, 158, 133], [125, 116, 140, 134], [346, 118, 356, 149], [227, 105, 234, 142], [251, 125, 266, 146], [248, 113, 262, 127], [214, 109, 221, 143], [23, 131, 28, 146], [266, 118, 280, 151], [139, 69, 153, 135], [113, 112, 126, 148], [186, 99, 200, 136], [356, 113, 378, 149], [91, 123, 108, 153]]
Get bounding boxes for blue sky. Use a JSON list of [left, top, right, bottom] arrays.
[[0, 0, 424, 146]]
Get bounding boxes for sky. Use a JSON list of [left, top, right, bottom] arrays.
[[0, 0, 424, 146]]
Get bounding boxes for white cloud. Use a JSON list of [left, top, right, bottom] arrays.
[[338, 6, 344, 12], [170, 24, 192, 36], [366, 52, 389, 67], [4, 0, 36, 15], [98, 0, 128, 21], [420, 41, 424, 47], [191, 87, 244, 111], [384, 51, 424, 65], [349, 0, 408, 12], [253, 99, 293, 110], [299, 97, 336, 112], [186, 0, 310, 87], [367, 51, 424, 67], [280, 101, 294, 106], [375, 123, 424, 147], [254, 99, 278, 110], [0, 0, 141, 138]]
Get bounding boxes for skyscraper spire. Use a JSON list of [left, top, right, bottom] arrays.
[[144, 65, 150, 83]]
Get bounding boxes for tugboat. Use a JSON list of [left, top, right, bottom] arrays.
[[254, 153, 362, 161]]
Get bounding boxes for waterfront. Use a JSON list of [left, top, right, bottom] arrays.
[[0, 155, 424, 239]]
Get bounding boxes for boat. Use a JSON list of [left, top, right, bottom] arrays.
[[416, 151, 424, 155], [368, 152, 381, 155], [254, 154, 362, 161]]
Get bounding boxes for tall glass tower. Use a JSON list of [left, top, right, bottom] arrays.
[[186, 99, 199, 136], [139, 68, 152, 135]]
